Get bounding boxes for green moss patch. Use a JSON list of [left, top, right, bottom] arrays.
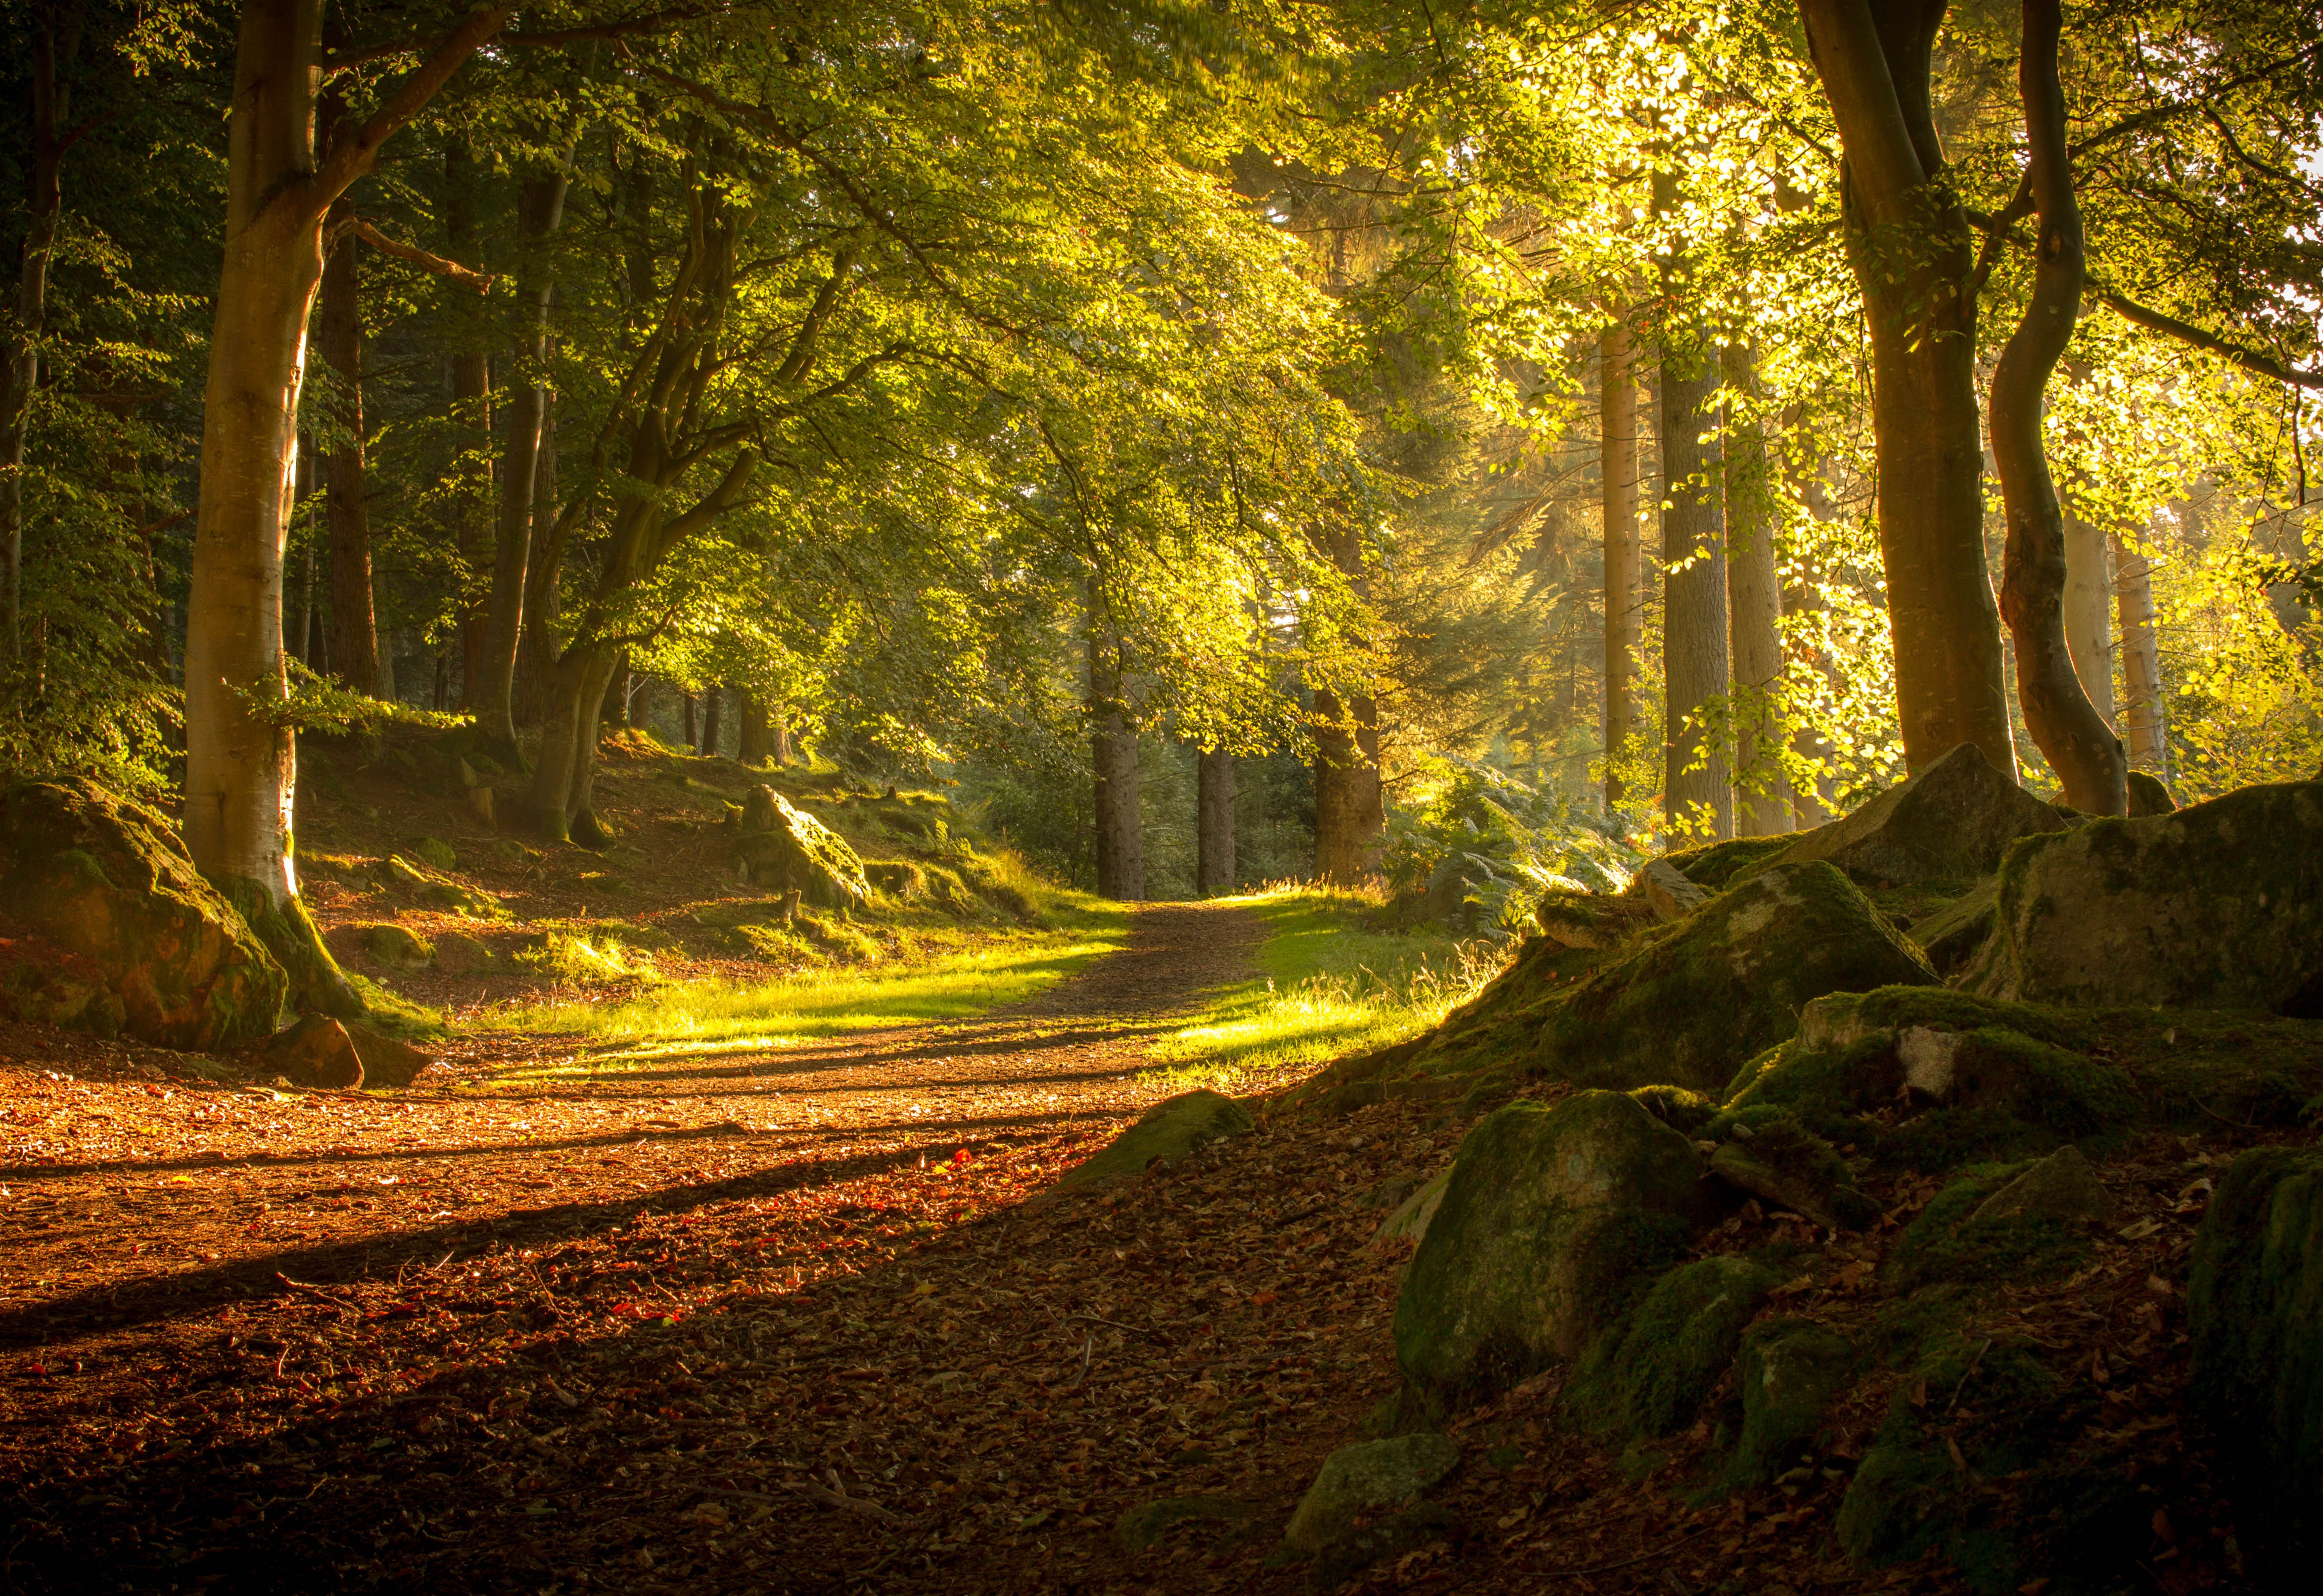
[[1564, 1255, 1778, 1443]]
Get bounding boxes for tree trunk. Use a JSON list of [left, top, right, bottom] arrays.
[[2, 12, 78, 666], [1725, 344, 1788, 836], [2113, 532, 2165, 771], [624, 671, 647, 731], [372, 557, 396, 701], [1990, 0, 2126, 815], [601, 652, 629, 726], [2061, 510, 2114, 723], [682, 691, 697, 751], [772, 703, 795, 765], [526, 641, 618, 845], [1197, 745, 1236, 895], [515, 400, 559, 727], [1087, 588, 1143, 900], [1661, 338, 1732, 840], [1800, 0, 2017, 778], [473, 163, 571, 761], [184, 0, 505, 1012], [738, 693, 770, 765], [316, 181, 379, 695], [444, 141, 492, 706], [700, 684, 724, 757], [1310, 523, 1384, 881], [1601, 319, 1641, 812]]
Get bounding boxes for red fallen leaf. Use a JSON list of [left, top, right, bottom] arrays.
[[953, 1148, 972, 1165], [1252, 1291, 1280, 1306]]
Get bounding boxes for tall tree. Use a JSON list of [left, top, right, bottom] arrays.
[[1600, 319, 1641, 812], [1799, 0, 2016, 777], [184, 0, 506, 1006], [1725, 342, 1788, 837], [1197, 745, 1236, 894], [1990, 0, 2127, 814], [1088, 588, 1143, 900]]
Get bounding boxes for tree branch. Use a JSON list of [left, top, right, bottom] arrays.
[[299, 8, 513, 228], [341, 219, 495, 291], [2091, 287, 2323, 392], [322, 8, 704, 74]]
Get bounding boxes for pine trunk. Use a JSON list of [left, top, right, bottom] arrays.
[[1990, 0, 2126, 814], [1197, 746, 1236, 895], [1661, 342, 1732, 839], [316, 195, 379, 696], [1601, 320, 1641, 811], [1801, 0, 2017, 778]]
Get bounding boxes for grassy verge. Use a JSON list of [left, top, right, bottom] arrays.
[[475, 898, 1131, 1081], [1141, 884, 1506, 1094]]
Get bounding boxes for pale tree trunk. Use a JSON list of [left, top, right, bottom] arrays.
[[1311, 524, 1384, 881], [1197, 745, 1236, 895], [1725, 342, 1789, 835], [474, 162, 571, 761], [1661, 335, 1732, 839], [1601, 319, 1642, 812], [1087, 597, 1143, 900], [1990, 0, 2126, 814], [1801, 0, 2017, 777], [2062, 512, 2114, 723], [2113, 532, 2166, 771], [184, 0, 508, 1011], [2, 11, 78, 666], [315, 180, 379, 695]]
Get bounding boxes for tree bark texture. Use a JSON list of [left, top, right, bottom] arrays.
[[1990, 0, 2126, 814], [699, 685, 723, 757], [1661, 339, 1732, 840], [516, 401, 559, 725], [1197, 745, 1236, 895], [444, 141, 492, 706], [1800, 0, 2017, 778], [738, 693, 770, 765], [1725, 343, 1789, 836], [1087, 607, 1143, 901], [1601, 320, 1642, 811], [2062, 511, 2114, 724], [2, 11, 78, 665], [1311, 523, 1384, 881], [682, 691, 697, 752], [315, 183, 379, 695], [2112, 532, 2165, 771], [474, 162, 571, 760], [185, 0, 507, 1006]]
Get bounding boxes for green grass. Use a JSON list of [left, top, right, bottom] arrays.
[[1142, 885, 1505, 1093], [474, 900, 1132, 1080]]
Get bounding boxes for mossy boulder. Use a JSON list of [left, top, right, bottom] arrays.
[[1727, 1319, 1857, 1486], [364, 923, 434, 971], [373, 854, 505, 919], [1885, 1163, 2093, 1292], [734, 786, 871, 907], [1282, 1433, 1460, 1554], [1759, 741, 2068, 887], [247, 1014, 366, 1089], [1052, 1089, 1254, 1192], [1711, 1115, 1880, 1229], [1529, 860, 1937, 1093], [0, 777, 286, 1049], [2187, 1145, 2323, 1571], [1966, 780, 2323, 1015], [1970, 1144, 2111, 1224], [434, 931, 494, 974], [1624, 858, 1710, 920], [413, 837, 457, 870], [1394, 1091, 1707, 1413], [1533, 886, 1656, 950], [1565, 1255, 1778, 1442], [2126, 770, 2177, 815], [1905, 876, 1998, 976], [1662, 833, 1798, 890]]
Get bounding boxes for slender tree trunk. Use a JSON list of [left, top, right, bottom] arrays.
[[700, 684, 724, 757], [2113, 532, 2165, 771], [184, 0, 506, 1013], [682, 691, 697, 751], [1661, 335, 1732, 839], [1801, 0, 2017, 777], [625, 671, 647, 731], [444, 142, 492, 705], [2, 13, 78, 666], [315, 179, 379, 695], [515, 401, 559, 726], [1197, 745, 1236, 895], [2061, 510, 2114, 723], [1991, 0, 2126, 814], [1724, 343, 1788, 836], [1087, 585, 1143, 900], [601, 652, 630, 726], [1310, 523, 1384, 881], [771, 703, 794, 764], [372, 557, 395, 701], [474, 163, 571, 760], [1601, 319, 1641, 812], [738, 693, 770, 765]]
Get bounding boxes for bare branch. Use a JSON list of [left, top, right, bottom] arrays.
[[341, 219, 495, 292]]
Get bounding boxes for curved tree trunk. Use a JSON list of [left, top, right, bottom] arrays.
[[1991, 0, 2126, 814], [1801, 0, 2016, 778], [1601, 319, 1641, 812], [1197, 745, 1236, 895]]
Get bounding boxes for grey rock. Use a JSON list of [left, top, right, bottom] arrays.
[[1768, 741, 2067, 885], [1626, 859, 1709, 920]]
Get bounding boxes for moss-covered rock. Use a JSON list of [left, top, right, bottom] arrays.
[[1301, 1504, 1456, 1593], [1052, 1089, 1254, 1192], [1527, 860, 1937, 1093], [1369, 1166, 1451, 1251], [1628, 1083, 1719, 1135], [247, 1013, 366, 1089], [1970, 1145, 2111, 1225], [1565, 1255, 1778, 1442], [1906, 877, 1998, 976], [1756, 741, 2068, 887], [1966, 780, 2323, 1014], [1394, 1092, 1706, 1413], [1282, 1433, 1460, 1554], [1711, 1116, 1879, 1229], [413, 837, 457, 870], [434, 931, 494, 974], [364, 923, 434, 971], [734, 785, 871, 907], [0, 777, 287, 1049], [373, 854, 506, 919], [2187, 1145, 2323, 1571], [1533, 887, 1657, 950], [2126, 770, 2176, 816], [1625, 859, 1710, 920], [1663, 834, 1798, 890], [1727, 1318, 1857, 1487], [1885, 1164, 2093, 1292]]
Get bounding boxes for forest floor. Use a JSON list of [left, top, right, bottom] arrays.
[[2, 882, 2069, 1596]]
